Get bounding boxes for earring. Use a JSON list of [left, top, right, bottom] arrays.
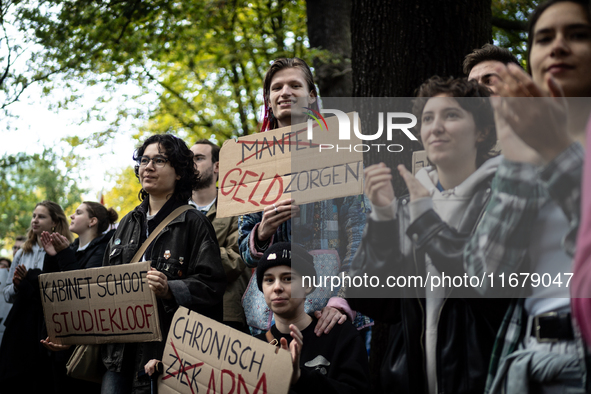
[[51, 227, 55, 232], [88, 224, 91, 228]]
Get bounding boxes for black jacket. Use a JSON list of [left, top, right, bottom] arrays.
[[43, 229, 115, 273], [101, 198, 226, 394], [256, 316, 370, 394], [347, 174, 509, 394]]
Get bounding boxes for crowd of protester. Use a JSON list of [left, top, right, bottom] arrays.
[[0, 0, 590, 392]]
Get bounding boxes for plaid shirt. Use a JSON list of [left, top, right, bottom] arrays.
[[476, 143, 584, 393]]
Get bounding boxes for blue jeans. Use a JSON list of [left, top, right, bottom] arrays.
[[101, 370, 133, 394]]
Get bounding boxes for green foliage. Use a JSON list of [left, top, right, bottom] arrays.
[[103, 166, 140, 219], [17, 0, 309, 144], [0, 149, 85, 246], [0, 0, 66, 113], [2, 0, 540, 147], [492, 0, 538, 62]]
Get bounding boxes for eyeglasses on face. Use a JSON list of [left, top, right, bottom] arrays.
[[137, 156, 169, 168]]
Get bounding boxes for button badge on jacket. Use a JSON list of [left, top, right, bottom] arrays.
[[164, 250, 171, 260]]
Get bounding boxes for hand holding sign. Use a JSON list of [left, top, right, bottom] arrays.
[[147, 268, 173, 300], [40, 336, 71, 352], [257, 199, 300, 242]]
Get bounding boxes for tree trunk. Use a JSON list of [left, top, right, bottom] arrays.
[[306, 0, 353, 97], [350, 1, 491, 391], [351, 0, 491, 189]]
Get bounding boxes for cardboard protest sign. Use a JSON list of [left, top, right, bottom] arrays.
[[217, 112, 364, 218], [40, 261, 161, 345], [159, 307, 292, 394], [412, 150, 428, 175]]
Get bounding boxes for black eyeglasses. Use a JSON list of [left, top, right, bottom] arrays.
[[137, 156, 169, 168]]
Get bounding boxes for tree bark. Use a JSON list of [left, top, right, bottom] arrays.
[[350, 1, 491, 391], [306, 0, 353, 97]]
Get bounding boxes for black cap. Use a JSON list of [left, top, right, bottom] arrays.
[[256, 242, 316, 292]]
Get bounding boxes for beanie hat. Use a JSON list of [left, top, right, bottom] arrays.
[[256, 242, 316, 292]]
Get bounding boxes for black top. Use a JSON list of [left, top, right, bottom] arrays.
[[256, 316, 370, 394]]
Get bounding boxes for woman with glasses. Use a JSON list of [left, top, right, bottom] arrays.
[[100, 134, 226, 394]]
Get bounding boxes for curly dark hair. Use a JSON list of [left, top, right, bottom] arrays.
[[133, 134, 199, 202], [412, 76, 497, 168]]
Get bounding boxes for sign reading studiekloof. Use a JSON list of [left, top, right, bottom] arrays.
[[217, 113, 364, 218], [39, 261, 161, 345], [159, 307, 292, 394]]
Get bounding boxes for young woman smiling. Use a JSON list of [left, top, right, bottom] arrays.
[[348, 77, 508, 394]]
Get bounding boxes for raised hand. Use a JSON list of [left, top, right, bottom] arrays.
[[13, 265, 28, 287], [398, 165, 430, 201], [50, 233, 70, 254], [40, 231, 57, 256], [280, 324, 303, 385], [364, 163, 395, 207], [493, 63, 571, 163]]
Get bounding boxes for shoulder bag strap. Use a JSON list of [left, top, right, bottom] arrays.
[[266, 330, 279, 347], [130, 205, 193, 264]]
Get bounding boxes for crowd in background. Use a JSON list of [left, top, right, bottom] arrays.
[[0, 0, 591, 393]]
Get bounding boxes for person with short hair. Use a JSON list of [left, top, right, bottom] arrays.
[[190, 138, 251, 333], [348, 76, 509, 394], [463, 43, 521, 93], [464, 43, 541, 165], [254, 242, 370, 394], [101, 134, 226, 394], [11, 236, 25, 258]]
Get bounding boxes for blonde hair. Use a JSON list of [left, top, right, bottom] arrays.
[[22, 201, 74, 254]]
